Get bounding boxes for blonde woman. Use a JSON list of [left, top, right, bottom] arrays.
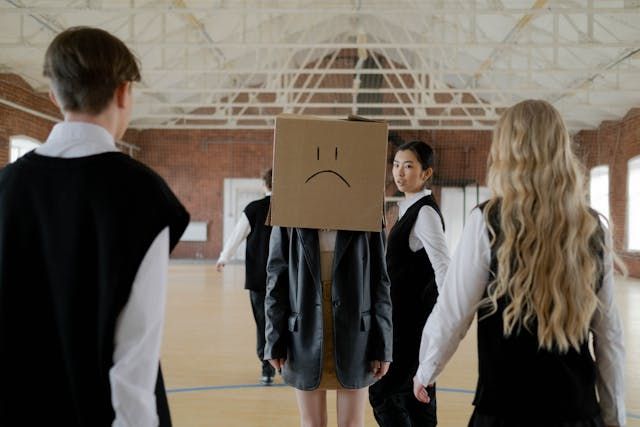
[[413, 100, 626, 427]]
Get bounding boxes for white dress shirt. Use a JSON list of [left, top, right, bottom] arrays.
[[318, 229, 337, 252], [217, 192, 271, 264], [397, 189, 451, 291], [37, 122, 168, 427], [416, 207, 626, 426]]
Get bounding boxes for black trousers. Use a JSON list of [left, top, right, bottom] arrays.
[[369, 370, 437, 427], [249, 290, 269, 368]]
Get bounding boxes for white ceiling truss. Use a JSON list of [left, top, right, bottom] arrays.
[[0, 0, 639, 131]]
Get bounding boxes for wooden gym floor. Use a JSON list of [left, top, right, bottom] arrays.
[[161, 263, 640, 427]]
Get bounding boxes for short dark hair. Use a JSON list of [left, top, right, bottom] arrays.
[[396, 140, 434, 171], [262, 168, 273, 190], [43, 27, 141, 114]]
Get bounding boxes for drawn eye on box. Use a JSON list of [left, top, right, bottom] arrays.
[[304, 146, 351, 188]]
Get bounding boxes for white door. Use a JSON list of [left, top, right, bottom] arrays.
[[223, 178, 265, 261], [441, 187, 465, 254], [440, 184, 490, 253]]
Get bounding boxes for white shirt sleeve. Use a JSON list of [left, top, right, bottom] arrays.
[[416, 208, 490, 386], [110, 227, 169, 427], [591, 225, 626, 426], [217, 213, 251, 264], [410, 205, 451, 292], [416, 212, 628, 427]]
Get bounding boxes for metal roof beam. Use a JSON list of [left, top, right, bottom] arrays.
[[135, 87, 640, 95], [1, 6, 637, 16], [3, 41, 640, 48]]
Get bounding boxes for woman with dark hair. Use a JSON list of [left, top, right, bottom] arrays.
[[369, 140, 450, 426], [413, 100, 625, 427]]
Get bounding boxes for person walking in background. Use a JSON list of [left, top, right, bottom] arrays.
[[216, 169, 275, 385], [414, 99, 626, 427], [0, 27, 189, 426], [369, 140, 450, 427]]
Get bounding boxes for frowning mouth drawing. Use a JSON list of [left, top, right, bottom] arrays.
[[305, 170, 351, 187]]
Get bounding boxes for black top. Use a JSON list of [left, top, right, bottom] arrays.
[[0, 151, 189, 426], [474, 202, 601, 422], [243, 195, 272, 291], [384, 194, 444, 382]]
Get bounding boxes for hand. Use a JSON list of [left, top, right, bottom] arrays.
[[215, 262, 225, 272], [413, 375, 431, 403], [268, 358, 286, 373], [370, 361, 390, 379]]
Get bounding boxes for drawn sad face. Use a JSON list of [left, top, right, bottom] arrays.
[[304, 145, 351, 188], [270, 116, 387, 231]]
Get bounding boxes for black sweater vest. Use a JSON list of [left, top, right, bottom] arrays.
[[0, 151, 189, 426], [243, 196, 272, 292], [474, 202, 601, 422], [385, 194, 444, 375]]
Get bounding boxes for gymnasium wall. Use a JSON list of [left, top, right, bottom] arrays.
[[577, 108, 640, 277], [0, 74, 60, 165], [1, 73, 638, 276], [124, 128, 274, 259], [123, 127, 492, 260]]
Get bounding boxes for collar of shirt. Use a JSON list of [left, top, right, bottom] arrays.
[[265, 191, 272, 196], [397, 188, 432, 219], [36, 122, 118, 158]]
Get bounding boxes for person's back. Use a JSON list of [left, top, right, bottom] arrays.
[[473, 200, 602, 422], [0, 152, 187, 424], [414, 100, 625, 427], [243, 194, 272, 290], [216, 169, 274, 384], [0, 27, 189, 426]]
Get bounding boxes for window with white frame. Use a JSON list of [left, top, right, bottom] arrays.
[[628, 156, 640, 251], [589, 165, 610, 223], [10, 136, 40, 162]]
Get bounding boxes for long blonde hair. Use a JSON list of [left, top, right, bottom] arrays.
[[482, 99, 603, 352]]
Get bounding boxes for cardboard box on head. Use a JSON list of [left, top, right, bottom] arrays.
[[269, 114, 388, 232]]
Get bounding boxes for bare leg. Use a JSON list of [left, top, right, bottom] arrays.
[[295, 388, 328, 427], [336, 388, 368, 427]]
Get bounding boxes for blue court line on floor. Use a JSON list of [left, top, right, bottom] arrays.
[[166, 384, 640, 420], [167, 383, 288, 393], [437, 386, 475, 395], [165, 384, 476, 395]]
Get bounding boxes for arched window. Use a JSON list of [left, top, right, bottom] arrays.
[[628, 156, 640, 251], [10, 136, 40, 162], [589, 165, 610, 223]]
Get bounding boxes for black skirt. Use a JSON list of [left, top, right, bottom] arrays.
[[468, 409, 605, 427]]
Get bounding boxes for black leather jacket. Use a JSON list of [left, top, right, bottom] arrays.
[[264, 227, 393, 390]]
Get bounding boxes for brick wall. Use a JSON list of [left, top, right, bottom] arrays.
[[0, 136, 8, 165], [126, 128, 274, 259], [0, 75, 60, 151], [2, 73, 639, 275], [576, 108, 640, 277], [127, 127, 493, 259]]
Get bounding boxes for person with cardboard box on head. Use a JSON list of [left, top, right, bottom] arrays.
[[216, 168, 276, 385], [0, 27, 189, 426], [264, 115, 393, 427], [369, 140, 450, 427]]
